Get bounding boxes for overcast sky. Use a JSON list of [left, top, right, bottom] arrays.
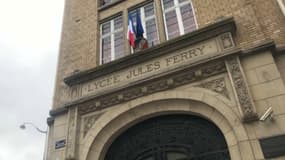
[[0, 0, 64, 159]]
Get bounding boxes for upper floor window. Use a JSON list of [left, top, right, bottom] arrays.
[[161, 0, 197, 39], [129, 2, 160, 47], [100, 16, 124, 64], [100, 0, 118, 7]]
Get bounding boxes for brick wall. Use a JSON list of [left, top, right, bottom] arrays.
[[52, 0, 285, 109], [252, 0, 285, 44]]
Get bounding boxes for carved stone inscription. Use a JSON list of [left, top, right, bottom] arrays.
[[78, 61, 227, 115], [70, 38, 226, 101], [84, 42, 215, 93]]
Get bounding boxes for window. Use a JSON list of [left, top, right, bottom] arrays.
[[129, 2, 160, 47], [162, 0, 197, 39], [100, 16, 124, 64], [99, 0, 119, 7]]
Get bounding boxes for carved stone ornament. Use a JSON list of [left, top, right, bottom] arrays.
[[226, 56, 258, 122], [219, 32, 235, 50], [65, 107, 78, 160], [83, 112, 104, 137], [196, 77, 229, 98], [78, 61, 227, 115]]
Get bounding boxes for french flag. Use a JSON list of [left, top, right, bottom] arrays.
[[127, 15, 136, 49]]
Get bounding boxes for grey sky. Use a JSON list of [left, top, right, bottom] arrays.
[[0, 0, 64, 159]]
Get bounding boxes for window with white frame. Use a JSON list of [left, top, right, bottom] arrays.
[[161, 0, 197, 39], [100, 0, 119, 7], [100, 16, 124, 64], [129, 2, 160, 47]]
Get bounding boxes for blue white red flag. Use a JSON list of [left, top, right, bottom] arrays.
[[136, 9, 144, 38], [127, 15, 136, 48]]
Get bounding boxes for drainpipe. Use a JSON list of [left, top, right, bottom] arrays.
[[277, 0, 285, 17]]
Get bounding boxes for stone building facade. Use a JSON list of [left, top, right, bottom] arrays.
[[46, 0, 285, 159]]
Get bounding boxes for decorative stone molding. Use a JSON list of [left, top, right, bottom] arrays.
[[65, 107, 79, 160], [83, 112, 104, 137], [225, 56, 258, 122], [219, 32, 235, 50], [196, 77, 229, 98], [78, 61, 227, 115]]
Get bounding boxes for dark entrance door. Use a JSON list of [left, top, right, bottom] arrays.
[[105, 115, 230, 160]]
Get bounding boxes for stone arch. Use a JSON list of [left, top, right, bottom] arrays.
[[82, 89, 252, 160]]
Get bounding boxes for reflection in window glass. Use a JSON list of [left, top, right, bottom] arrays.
[[165, 10, 180, 39], [163, 0, 175, 9]]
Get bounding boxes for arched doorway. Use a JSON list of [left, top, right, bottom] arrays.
[[105, 114, 230, 160]]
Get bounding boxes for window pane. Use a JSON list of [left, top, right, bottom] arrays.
[[102, 22, 111, 35], [114, 16, 123, 30], [102, 36, 111, 63], [144, 3, 154, 17], [180, 3, 196, 33], [163, 0, 175, 9], [114, 32, 124, 59], [146, 19, 159, 46], [165, 10, 180, 39]]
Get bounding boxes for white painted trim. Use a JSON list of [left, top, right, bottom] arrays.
[[141, 6, 147, 38], [161, 0, 169, 40], [277, 0, 285, 17], [190, 0, 199, 29], [176, 0, 184, 35], [99, 24, 103, 65], [110, 20, 115, 61]]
